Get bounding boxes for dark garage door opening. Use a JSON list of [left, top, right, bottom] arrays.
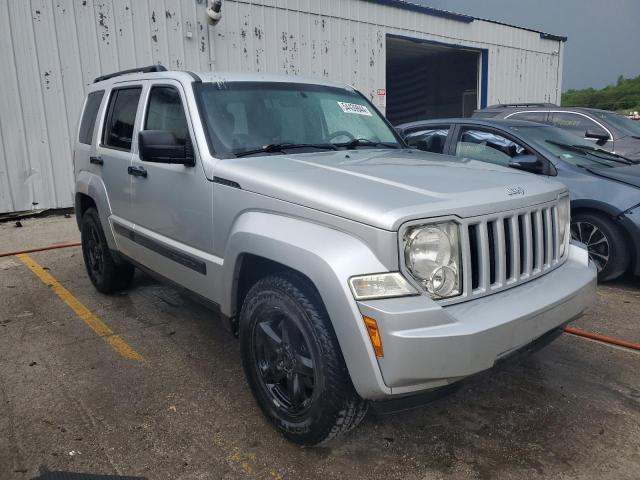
[[386, 35, 480, 125]]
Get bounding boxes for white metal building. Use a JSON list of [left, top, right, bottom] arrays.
[[0, 0, 566, 214]]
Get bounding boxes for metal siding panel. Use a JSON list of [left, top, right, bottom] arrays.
[[164, 0, 187, 69], [130, 0, 154, 68], [0, 0, 30, 212], [32, 0, 75, 208], [0, 120, 13, 213], [112, 0, 137, 68], [53, 0, 85, 152], [93, 0, 119, 72], [6, 0, 58, 211]]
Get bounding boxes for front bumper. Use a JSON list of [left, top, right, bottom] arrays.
[[357, 243, 596, 399]]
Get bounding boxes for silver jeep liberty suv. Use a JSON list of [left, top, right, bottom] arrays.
[[74, 65, 596, 445]]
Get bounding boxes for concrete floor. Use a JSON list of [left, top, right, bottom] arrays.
[[1, 215, 639, 480]]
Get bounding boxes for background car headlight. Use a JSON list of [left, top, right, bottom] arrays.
[[558, 195, 571, 257], [404, 221, 461, 298], [349, 273, 418, 300]]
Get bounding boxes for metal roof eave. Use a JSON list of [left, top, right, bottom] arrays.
[[363, 0, 567, 43]]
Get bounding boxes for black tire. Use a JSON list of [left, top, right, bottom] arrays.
[[239, 272, 368, 446], [80, 207, 134, 293], [571, 211, 629, 282]]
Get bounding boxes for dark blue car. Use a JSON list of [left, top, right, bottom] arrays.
[[396, 118, 640, 282]]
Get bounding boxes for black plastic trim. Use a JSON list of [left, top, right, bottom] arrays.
[[94, 64, 167, 83], [540, 32, 568, 42], [112, 223, 206, 275], [184, 70, 202, 82], [213, 177, 241, 189]]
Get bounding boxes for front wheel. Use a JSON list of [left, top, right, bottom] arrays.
[[571, 212, 628, 282], [239, 272, 367, 446]]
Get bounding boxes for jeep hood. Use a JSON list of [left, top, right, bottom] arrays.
[[214, 149, 566, 231]]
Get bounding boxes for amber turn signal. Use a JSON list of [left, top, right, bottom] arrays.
[[362, 316, 384, 358]]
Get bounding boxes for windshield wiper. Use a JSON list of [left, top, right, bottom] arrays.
[[545, 140, 636, 165], [234, 143, 338, 157], [336, 138, 400, 150]]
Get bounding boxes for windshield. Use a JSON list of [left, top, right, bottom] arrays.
[[195, 82, 401, 157], [510, 125, 636, 168], [592, 111, 640, 137]]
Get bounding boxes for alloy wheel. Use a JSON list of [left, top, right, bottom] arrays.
[[571, 221, 610, 272], [85, 223, 105, 280], [252, 310, 316, 416]]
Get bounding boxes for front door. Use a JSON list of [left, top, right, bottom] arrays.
[[126, 80, 214, 298]]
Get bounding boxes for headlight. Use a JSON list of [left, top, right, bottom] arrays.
[[404, 221, 461, 298], [558, 195, 570, 257], [349, 273, 418, 300]]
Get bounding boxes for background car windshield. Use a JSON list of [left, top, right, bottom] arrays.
[[593, 111, 640, 137], [511, 125, 629, 167], [196, 82, 399, 157]]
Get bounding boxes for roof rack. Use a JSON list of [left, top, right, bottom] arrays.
[[93, 64, 167, 83], [487, 102, 558, 109]]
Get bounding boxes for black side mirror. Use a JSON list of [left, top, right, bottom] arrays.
[[585, 129, 609, 145], [509, 154, 544, 174], [138, 130, 195, 166]]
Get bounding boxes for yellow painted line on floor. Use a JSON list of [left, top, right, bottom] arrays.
[[16, 253, 144, 362]]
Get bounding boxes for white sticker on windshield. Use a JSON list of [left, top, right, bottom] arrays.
[[337, 101, 372, 116]]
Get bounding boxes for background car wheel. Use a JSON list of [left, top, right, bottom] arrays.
[[571, 211, 628, 282], [80, 208, 134, 293], [239, 272, 368, 446]]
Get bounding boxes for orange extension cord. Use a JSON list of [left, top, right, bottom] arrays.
[[1, 241, 638, 351], [0, 242, 81, 258], [564, 326, 640, 351]]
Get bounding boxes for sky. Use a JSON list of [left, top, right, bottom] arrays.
[[418, 0, 640, 91]]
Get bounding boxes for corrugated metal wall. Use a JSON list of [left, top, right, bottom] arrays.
[[0, 0, 564, 214]]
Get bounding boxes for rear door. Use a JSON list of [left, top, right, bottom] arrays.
[[96, 85, 143, 222]]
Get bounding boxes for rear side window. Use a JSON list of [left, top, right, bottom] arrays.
[[145, 86, 189, 144], [404, 127, 449, 154], [103, 87, 142, 150], [78, 91, 104, 145], [509, 111, 549, 123]]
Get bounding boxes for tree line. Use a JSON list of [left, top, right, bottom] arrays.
[[562, 74, 640, 113]]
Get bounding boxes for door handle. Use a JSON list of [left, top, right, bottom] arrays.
[[89, 156, 103, 166], [127, 166, 147, 178]]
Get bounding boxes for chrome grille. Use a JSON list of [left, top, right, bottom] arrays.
[[461, 201, 564, 300]]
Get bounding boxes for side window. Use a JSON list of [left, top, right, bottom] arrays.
[[455, 129, 529, 167], [509, 111, 548, 124], [103, 87, 142, 150], [404, 127, 449, 154], [550, 112, 608, 138], [78, 91, 104, 144], [145, 86, 189, 144]]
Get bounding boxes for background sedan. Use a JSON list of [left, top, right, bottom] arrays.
[[396, 118, 640, 281]]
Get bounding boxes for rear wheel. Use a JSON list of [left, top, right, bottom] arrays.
[[239, 272, 367, 446], [80, 208, 134, 293], [571, 211, 628, 282]]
